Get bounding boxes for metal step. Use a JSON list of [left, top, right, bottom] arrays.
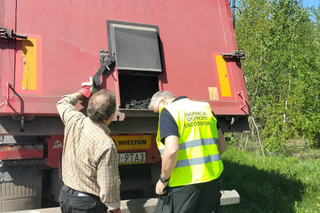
[[4, 190, 240, 213]]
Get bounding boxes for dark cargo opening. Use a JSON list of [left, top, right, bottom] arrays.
[[118, 74, 159, 109]]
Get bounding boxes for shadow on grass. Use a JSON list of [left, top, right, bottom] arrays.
[[220, 159, 304, 213]]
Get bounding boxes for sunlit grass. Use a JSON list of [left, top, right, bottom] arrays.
[[220, 146, 320, 213]]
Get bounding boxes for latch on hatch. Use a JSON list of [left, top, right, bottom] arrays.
[[92, 50, 115, 87], [0, 28, 28, 40], [222, 50, 245, 60]]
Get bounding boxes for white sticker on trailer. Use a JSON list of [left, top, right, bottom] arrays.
[[118, 152, 146, 165]]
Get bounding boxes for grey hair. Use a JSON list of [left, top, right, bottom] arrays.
[[149, 91, 175, 109], [87, 89, 116, 123]]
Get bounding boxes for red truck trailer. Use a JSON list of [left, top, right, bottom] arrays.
[[0, 0, 249, 211]]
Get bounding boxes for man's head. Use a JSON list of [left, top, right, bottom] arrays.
[[87, 89, 116, 125], [149, 91, 175, 114]]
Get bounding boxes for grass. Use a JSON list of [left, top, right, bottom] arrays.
[[220, 146, 320, 213]]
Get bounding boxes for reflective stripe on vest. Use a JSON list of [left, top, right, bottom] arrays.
[[175, 153, 221, 168], [158, 138, 218, 162], [156, 98, 223, 187]]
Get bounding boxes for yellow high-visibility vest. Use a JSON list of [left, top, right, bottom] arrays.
[[156, 98, 223, 187]]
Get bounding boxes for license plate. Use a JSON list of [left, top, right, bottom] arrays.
[[118, 152, 146, 165]]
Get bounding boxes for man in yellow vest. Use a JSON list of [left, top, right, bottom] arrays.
[[149, 91, 227, 213]]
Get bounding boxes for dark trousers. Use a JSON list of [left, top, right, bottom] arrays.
[[171, 178, 221, 213], [59, 185, 107, 213]]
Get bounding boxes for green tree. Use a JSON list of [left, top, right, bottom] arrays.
[[234, 0, 320, 151]]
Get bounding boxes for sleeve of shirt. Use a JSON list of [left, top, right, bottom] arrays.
[[97, 146, 121, 210], [212, 111, 220, 129], [159, 108, 179, 143], [56, 94, 84, 125]]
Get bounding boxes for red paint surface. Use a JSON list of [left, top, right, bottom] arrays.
[[0, 0, 249, 116], [44, 135, 63, 168], [0, 148, 44, 160]]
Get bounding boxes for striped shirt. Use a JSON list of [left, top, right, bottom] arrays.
[[56, 95, 120, 210]]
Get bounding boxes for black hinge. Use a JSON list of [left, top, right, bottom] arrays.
[[222, 50, 245, 60], [0, 28, 28, 40]]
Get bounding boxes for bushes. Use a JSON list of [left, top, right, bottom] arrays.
[[234, 0, 320, 150]]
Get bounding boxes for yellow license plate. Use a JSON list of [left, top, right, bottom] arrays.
[[111, 135, 151, 150]]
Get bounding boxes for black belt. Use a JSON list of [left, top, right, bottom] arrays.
[[63, 184, 90, 197]]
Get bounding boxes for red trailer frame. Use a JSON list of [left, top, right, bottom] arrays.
[[0, 0, 249, 211], [0, 0, 249, 123]]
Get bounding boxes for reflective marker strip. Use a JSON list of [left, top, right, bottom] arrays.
[[159, 138, 218, 156], [215, 55, 231, 97], [15, 34, 43, 95], [179, 138, 218, 151], [175, 154, 221, 168], [21, 38, 38, 90]]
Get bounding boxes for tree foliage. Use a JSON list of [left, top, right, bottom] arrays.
[[233, 0, 320, 151]]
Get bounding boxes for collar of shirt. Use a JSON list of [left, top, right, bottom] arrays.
[[93, 121, 111, 135], [172, 96, 188, 103]]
